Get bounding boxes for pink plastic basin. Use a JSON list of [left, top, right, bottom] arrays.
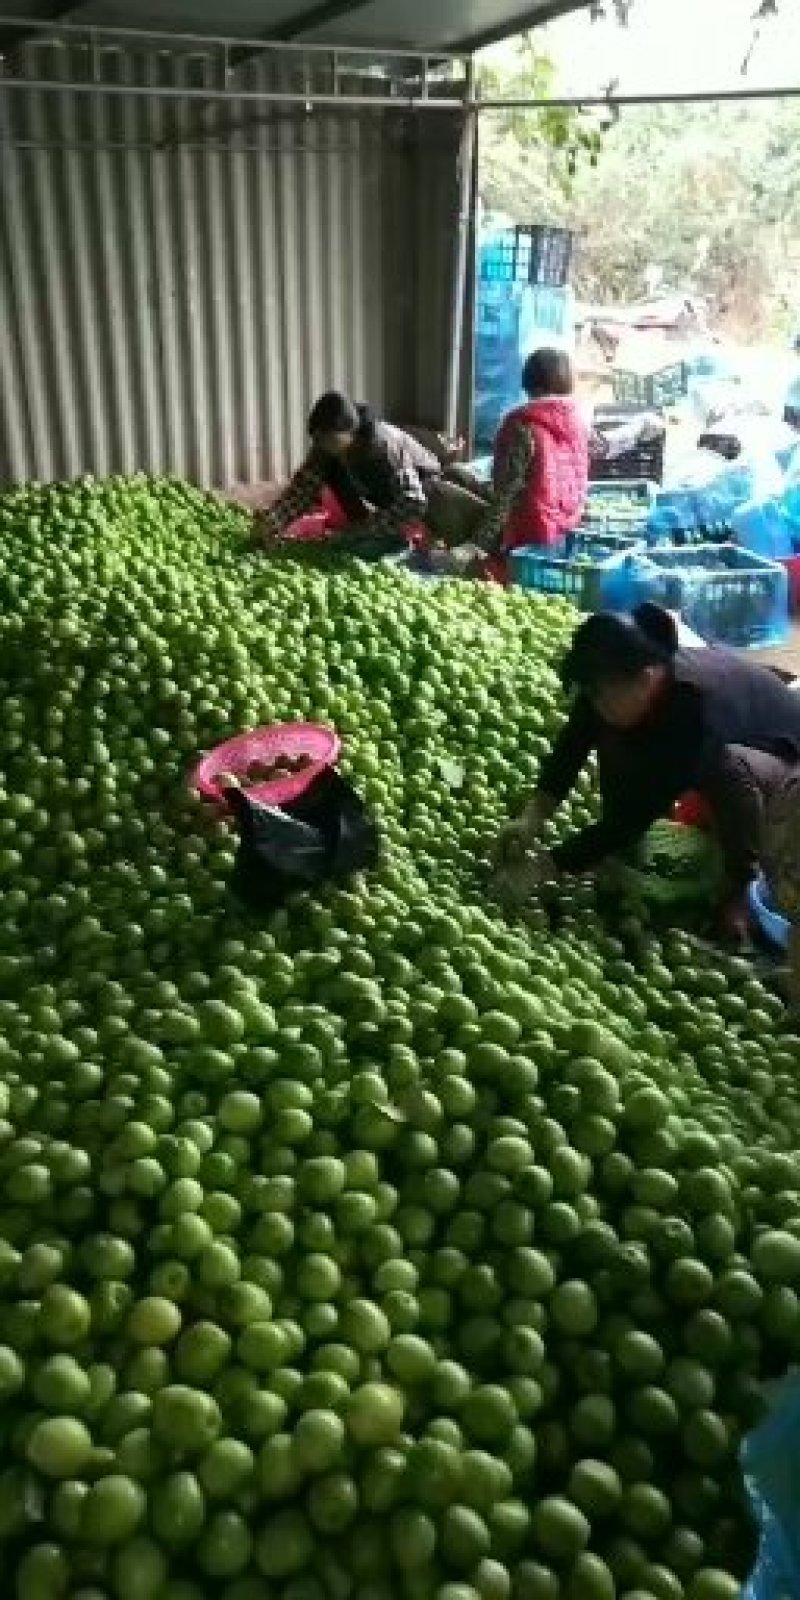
[[192, 722, 340, 808], [283, 512, 331, 541]]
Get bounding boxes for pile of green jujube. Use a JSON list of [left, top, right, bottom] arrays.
[[0, 474, 797, 1600]]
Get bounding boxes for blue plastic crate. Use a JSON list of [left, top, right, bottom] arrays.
[[519, 284, 573, 336], [583, 493, 652, 550], [665, 523, 733, 548], [635, 544, 790, 649], [480, 233, 526, 285], [510, 542, 642, 610], [565, 528, 643, 562], [479, 226, 573, 288]]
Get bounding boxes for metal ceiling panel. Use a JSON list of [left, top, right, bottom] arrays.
[[299, 0, 589, 50], [0, 0, 591, 53], [43, 0, 339, 38]]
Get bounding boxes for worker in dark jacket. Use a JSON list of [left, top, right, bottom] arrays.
[[256, 391, 488, 555], [493, 603, 800, 936]]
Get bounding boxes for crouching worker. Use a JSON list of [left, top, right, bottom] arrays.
[[255, 391, 489, 557], [759, 767, 800, 1010], [491, 604, 800, 940]]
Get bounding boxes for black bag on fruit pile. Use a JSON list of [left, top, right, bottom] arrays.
[[223, 768, 380, 911]]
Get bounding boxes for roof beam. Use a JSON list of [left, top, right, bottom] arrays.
[[269, 0, 374, 42], [227, 1, 382, 73], [0, 14, 460, 60], [453, 0, 592, 54]]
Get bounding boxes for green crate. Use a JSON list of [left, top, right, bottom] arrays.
[[612, 363, 686, 409]]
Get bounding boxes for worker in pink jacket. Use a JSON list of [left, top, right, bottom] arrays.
[[486, 348, 590, 554]]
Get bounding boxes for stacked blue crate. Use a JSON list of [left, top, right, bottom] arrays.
[[475, 230, 575, 452]]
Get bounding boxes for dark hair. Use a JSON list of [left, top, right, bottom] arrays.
[[522, 347, 574, 399], [308, 391, 359, 437], [561, 603, 678, 692]]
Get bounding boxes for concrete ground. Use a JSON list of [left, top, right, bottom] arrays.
[[754, 623, 800, 677]]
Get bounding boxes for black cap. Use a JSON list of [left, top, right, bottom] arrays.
[[561, 604, 677, 692]]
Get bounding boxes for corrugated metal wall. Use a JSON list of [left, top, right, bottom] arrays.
[[0, 44, 469, 487]]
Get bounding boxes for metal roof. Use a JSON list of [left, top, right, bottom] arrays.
[[0, 0, 591, 58]]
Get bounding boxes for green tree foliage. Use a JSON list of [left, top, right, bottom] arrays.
[[479, 42, 800, 336]]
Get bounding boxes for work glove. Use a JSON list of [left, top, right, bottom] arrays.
[[492, 797, 548, 867], [490, 850, 558, 912]]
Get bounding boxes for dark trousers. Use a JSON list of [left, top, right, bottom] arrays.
[[700, 744, 795, 890], [598, 742, 795, 891]]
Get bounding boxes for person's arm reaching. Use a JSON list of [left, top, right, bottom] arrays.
[[536, 698, 596, 812], [551, 694, 705, 874], [383, 446, 428, 532], [470, 423, 532, 554], [494, 699, 595, 864], [552, 776, 683, 874], [255, 463, 325, 542]]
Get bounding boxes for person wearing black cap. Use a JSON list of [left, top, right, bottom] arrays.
[[256, 391, 489, 556], [493, 603, 800, 936]]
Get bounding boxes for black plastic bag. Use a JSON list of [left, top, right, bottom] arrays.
[[697, 429, 742, 461], [224, 768, 380, 911]]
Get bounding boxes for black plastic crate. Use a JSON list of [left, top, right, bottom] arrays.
[[593, 402, 659, 425], [517, 225, 574, 288], [613, 362, 687, 409], [590, 437, 665, 485]]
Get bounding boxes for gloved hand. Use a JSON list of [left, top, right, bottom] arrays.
[[254, 510, 284, 545], [492, 797, 548, 867], [490, 850, 558, 911]]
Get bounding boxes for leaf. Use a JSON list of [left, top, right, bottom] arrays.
[[438, 757, 465, 791]]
